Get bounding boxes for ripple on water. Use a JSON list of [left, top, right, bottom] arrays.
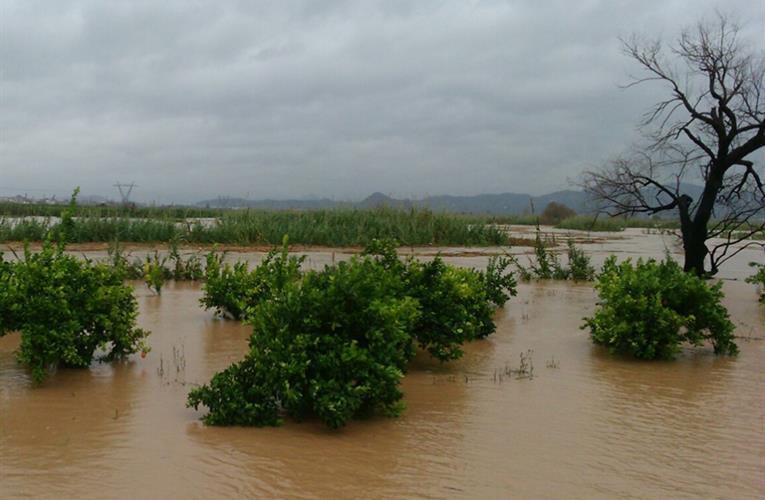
[[0, 260, 763, 498]]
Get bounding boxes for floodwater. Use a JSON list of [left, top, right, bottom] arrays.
[[1, 232, 764, 499]]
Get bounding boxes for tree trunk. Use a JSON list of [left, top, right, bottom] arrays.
[[682, 233, 707, 276], [676, 194, 708, 276]]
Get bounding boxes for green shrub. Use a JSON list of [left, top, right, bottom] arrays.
[[483, 255, 518, 306], [583, 257, 737, 360], [362, 240, 516, 361], [200, 252, 255, 320], [189, 239, 516, 428], [404, 256, 514, 361], [565, 240, 596, 281], [189, 254, 419, 428], [0, 241, 150, 382], [746, 262, 765, 303], [200, 241, 304, 320], [0, 251, 14, 328]]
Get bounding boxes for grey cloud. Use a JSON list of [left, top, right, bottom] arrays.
[[1, 0, 762, 203]]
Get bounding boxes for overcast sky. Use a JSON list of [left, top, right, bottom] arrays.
[[1, 0, 763, 203]]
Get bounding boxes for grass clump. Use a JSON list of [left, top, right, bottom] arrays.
[[107, 239, 206, 289], [583, 256, 737, 360], [514, 229, 595, 282], [189, 239, 516, 428]]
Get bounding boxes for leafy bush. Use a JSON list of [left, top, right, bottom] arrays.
[[0, 251, 14, 328], [189, 254, 419, 428], [0, 241, 150, 382], [563, 240, 596, 281], [746, 262, 765, 303], [404, 256, 515, 361], [200, 241, 304, 320], [483, 255, 518, 306], [189, 239, 516, 427], [362, 239, 516, 361], [200, 253, 255, 320], [583, 257, 737, 360]]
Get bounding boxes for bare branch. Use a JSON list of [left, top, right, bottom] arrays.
[[587, 14, 764, 275]]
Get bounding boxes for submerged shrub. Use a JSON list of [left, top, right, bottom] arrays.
[[189, 255, 419, 428], [200, 252, 255, 320], [106, 240, 144, 280], [583, 257, 737, 360], [200, 240, 305, 320], [168, 237, 204, 281], [745, 262, 765, 303], [404, 256, 515, 361], [565, 240, 596, 282], [143, 251, 168, 295], [189, 239, 516, 428], [362, 240, 517, 361], [0, 241, 150, 382], [0, 251, 13, 328], [515, 230, 594, 282]]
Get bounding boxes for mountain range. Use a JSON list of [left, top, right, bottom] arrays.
[[197, 190, 594, 215]]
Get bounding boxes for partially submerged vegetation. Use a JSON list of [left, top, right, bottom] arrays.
[[0, 241, 150, 382], [0, 200, 225, 219], [514, 230, 595, 282], [188, 239, 516, 428], [583, 257, 737, 360], [746, 262, 765, 303], [108, 239, 205, 294], [201, 240, 304, 320], [0, 206, 509, 246], [0, 191, 754, 431]]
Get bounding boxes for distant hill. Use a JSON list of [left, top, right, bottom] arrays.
[[197, 190, 594, 215], [194, 183, 753, 218], [196, 197, 345, 210], [414, 190, 592, 214]]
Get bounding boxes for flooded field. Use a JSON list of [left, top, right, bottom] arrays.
[[1, 231, 764, 498]]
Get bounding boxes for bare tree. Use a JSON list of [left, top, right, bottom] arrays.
[[583, 14, 764, 275]]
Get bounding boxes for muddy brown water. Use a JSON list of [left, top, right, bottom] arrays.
[[1, 232, 764, 499]]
